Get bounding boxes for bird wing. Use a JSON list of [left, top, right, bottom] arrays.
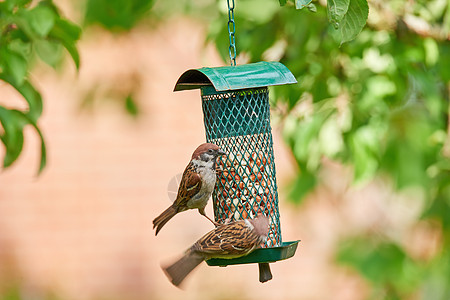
[[174, 163, 202, 208], [192, 221, 259, 257]]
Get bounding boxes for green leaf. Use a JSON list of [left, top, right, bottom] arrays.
[[421, 253, 450, 300], [327, 0, 350, 29], [53, 18, 82, 41], [422, 175, 450, 229], [0, 107, 25, 168], [13, 13, 38, 40], [125, 94, 139, 117], [385, 138, 430, 189], [0, 75, 43, 122], [337, 238, 423, 292], [35, 39, 63, 68], [21, 111, 46, 174], [279, 0, 287, 5], [306, 3, 317, 12], [319, 114, 343, 157], [423, 37, 439, 66], [0, 107, 46, 174], [63, 41, 80, 69], [18, 80, 43, 122], [339, 0, 369, 45], [350, 126, 380, 183], [7, 39, 32, 58], [28, 5, 55, 37], [38, 129, 46, 174], [292, 115, 324, 161], [2, 49, 28, 86], [288, 169, 317, 203], [238, 0, 280, 24], [48, 18, 81, 69], [296, 0, 313, 10], [84, 0, 154, 31]]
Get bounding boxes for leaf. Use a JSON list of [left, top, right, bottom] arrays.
[[84, 0, 154, 31], [20, 111, 47, 174], [238, 0, 280, 24], [350, 126, 380, 184], [288, 169, 317, 203], [337, 238, 423, 292], [421, 253, 450, 299], [279, 0, 287, 5], [339, 0, 369, 45], [48, 18, 81, 69], [35, 39, 63, 68], [327, 0, 350, 29], [37, 128, 46, 174], [0, 75, 43, 122], [28, 5, 55, 37], [2, 49, 28, 86], [306, 3, 317, 12], [296, 0, 313, 10], [62, 41, 80, 69], [125, 94, 139, 117], [292, 116, 323, 161], [54, 18, 82, 41], [7, 39, 32, 58], [319, 114, 343, 157], [0, 107, 46, 174], [13, 12, 39, 40], [422, 176, 450, 229], [423, 37, 439, 66], [0, 107, 25, 168], [17, 80, 43, 122], [385, 138, 429, 189]]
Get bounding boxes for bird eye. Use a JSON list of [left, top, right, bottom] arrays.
[[208, 149, 214, 154]]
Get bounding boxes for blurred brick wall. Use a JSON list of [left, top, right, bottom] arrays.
[[0, 18, 378, 300]]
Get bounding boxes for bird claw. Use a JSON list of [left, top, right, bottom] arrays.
[[208, 217, 222, 227], [223, 218, 232, 225]]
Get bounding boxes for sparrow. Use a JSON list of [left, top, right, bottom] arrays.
[[162, 215, 269, 287], [153, 143, 226, 235]]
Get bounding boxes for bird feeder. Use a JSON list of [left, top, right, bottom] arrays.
[[174, 61, 300, 272]]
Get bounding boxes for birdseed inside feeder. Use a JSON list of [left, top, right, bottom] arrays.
[[174, 61, 300, 272]]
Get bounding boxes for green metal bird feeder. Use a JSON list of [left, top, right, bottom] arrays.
[[173, 61, 300, 274], [172, 0, 299, 282]]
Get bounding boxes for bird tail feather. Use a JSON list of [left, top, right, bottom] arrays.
[[153, 205, 177, 235], [258, 262, 273, 283], [162, 253, 204, 287]]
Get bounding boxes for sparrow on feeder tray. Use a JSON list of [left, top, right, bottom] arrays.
[[162, 214, 269, 287]]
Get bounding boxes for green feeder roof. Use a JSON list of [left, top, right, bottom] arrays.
[[174, 61, 297, 92]]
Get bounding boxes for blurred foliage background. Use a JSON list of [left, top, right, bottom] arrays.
[[1, 0, 450, 299]]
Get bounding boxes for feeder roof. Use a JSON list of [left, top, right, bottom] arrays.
[[174, 61, 297, 92]]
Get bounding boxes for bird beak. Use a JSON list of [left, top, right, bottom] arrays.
[[217, 149, 226, 156]]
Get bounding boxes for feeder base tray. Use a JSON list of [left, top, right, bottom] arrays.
[[206, 240, 300, 267]]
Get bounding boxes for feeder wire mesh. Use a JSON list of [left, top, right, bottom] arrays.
[[201, 85, 281, 248]]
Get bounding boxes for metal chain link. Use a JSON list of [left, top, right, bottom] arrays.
[[227, 0, 237, 66]]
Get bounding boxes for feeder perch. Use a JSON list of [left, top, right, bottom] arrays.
[[174, 61, 300, 278]]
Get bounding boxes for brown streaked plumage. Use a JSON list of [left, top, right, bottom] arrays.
[[153, 143, 226, 235], [162, 215, 269, 287]]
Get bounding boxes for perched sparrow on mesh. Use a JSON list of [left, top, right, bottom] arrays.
[[153, 143, 226, 235], [162, 215, 269, 287]]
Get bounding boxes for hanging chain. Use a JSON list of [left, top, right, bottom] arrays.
[[227, 0, 236, 66]]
